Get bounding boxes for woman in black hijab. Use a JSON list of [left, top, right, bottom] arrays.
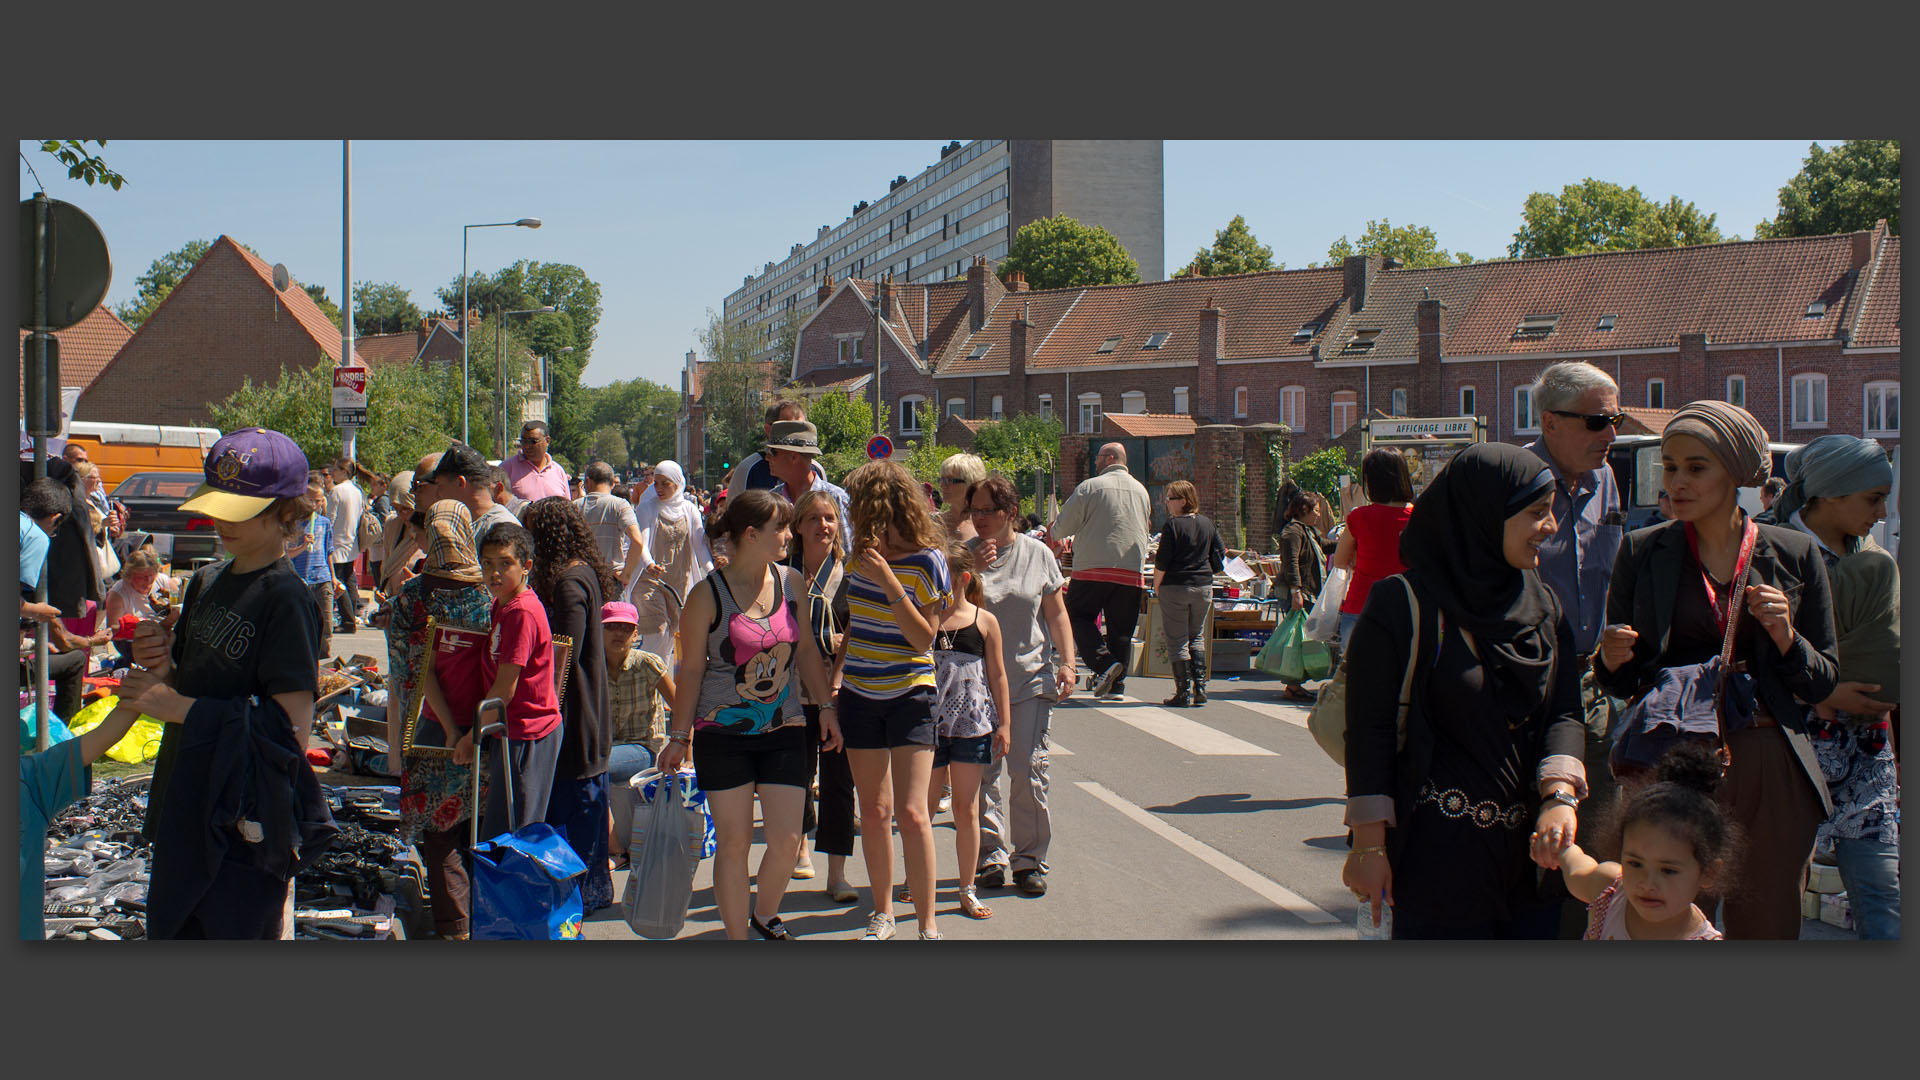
[[1341, 442, 1589, 938]]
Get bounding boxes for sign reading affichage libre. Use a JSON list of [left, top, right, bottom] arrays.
[[1367, 417, 1479, 441], [332, 365, 369, 428]]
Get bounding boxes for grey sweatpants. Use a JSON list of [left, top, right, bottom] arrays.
[[1159, 583, 1210, 663], [977, 695, 1053, 874]]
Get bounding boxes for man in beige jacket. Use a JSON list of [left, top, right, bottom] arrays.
[[1048, 443, 1151, 699]]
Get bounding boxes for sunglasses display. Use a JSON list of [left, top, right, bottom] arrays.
[[1548, 409, 1626, 431]]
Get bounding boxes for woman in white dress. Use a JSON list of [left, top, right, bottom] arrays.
[[629, 460, 713, 671]]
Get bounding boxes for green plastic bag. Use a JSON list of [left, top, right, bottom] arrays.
[[1260, 609, 1333, 683], [66, 695, 167, 764]]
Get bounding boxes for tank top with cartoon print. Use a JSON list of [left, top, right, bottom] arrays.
[[693, 566, 804, 735], [933, 609, 997, 740]]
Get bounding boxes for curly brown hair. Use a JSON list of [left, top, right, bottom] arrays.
[[844, 459, 946, 557], [521, 495, 620, 608]]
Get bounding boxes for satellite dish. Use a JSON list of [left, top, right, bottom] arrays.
[[272, 263, 291, 291]]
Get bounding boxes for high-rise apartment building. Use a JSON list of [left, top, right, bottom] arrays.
[[721, 139, 1163, 362]]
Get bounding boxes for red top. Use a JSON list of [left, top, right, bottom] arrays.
[[486, 588, 562, 740], [1340, 503, 1414, 615]]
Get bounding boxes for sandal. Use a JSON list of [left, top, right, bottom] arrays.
[[895, 884, 913, 904], [958, 886, 994, 920], [750, 913, 793, 940], [1282, 685, 1316, 702]]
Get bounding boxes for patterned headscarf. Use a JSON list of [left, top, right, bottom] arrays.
[[1774, 434, 1893, 524], [1662, 400, 1772, 487], [424, 499, 482, 583]]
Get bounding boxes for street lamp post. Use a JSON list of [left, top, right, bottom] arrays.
[[462, 217, 541, 443], [499, 306, 556, 457]]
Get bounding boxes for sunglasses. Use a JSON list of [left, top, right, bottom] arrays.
[[967, 504, 1003, 517], [940, 476, 968, 485], [1548, 410, 1626, 432]]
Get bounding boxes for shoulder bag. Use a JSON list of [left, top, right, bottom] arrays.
[[1309, 575, 1420, 766]]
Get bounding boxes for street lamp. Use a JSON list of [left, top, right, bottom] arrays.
[[462, 217, 541, 443], [499, 306, 556, 457]]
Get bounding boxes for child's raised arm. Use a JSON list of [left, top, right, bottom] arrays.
[[1554, 843, 1621, 905]]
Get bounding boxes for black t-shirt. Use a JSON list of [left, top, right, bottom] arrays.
[[548, 564, 610, 780], [1155, 514, 1227, 588], [142, 556, 321, 839]]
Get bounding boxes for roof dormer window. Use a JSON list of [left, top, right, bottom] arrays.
[[1143, 332, 1171, 350]]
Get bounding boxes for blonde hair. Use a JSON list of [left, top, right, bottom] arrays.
[[122, 545, 162, 574], [791, 489, 845, 561], [844, 459, 946, 556], [940, 453, 987, 485], [946, 539, 983, 606], [1165, 480, 1199, 515]]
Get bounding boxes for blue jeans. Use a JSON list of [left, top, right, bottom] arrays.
[[607, 743, 654, 857], [1338, 611, 1359, 648], [1832, 837, 1901, 940]]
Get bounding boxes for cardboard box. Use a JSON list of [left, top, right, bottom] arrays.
[[1808, 863, 1846, 894], [1802, 891, 1820, 920], [1819, 892, 1852, 930]]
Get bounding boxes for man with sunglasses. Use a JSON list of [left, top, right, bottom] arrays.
[[505, 421, 570, 503], [1526, 360, 1628, 936]]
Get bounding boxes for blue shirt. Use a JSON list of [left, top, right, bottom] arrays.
[[773, 473, 855, 556], [287, 514, 335, 585], [19, 512, 49, 592], [20, 738, 89, 940], [1526, 440, 1623, 655]]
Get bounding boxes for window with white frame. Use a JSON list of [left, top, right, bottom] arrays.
[[990, 395, 1004, 421], [836, 339, 850, 365], [1233, 386, 1248, 418], [899, 395, 926, 434], [1791, 373, 1827, 428], [1726, 374, 1745, 408], [1514, 385, 1539, 434], [1173, 386, 1189, 415], [1078, 392, 1103, 434], [1331, 391, 1357, 437], [1390, 387, 1408, 416], [1122, 390, 1147, 414], [1280, 385, 1305, 431], [1460, 385, 1477, 418], [946, 398, 967, 420], [852, 336, 864, 362], [1647, 378, 1665, 409], [1037, 394, 1053, 422], [1865, 381, 1899, 436]]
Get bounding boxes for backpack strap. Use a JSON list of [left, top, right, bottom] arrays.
[[1394, 575, 1422, 715]]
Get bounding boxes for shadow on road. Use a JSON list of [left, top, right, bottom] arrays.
[[1203, 903, 1353, 935], [1148, 792, 1344, 814], [1302, 834, 1357, 853]]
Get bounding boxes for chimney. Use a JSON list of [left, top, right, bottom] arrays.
[[817, 272, 835, 306], [1009, 305, 1031, 410], [967, 257, 992, 333], [1852, 229, 1873, 269], [1196, 298, 1223, 422], [1417, 298, 1444, 416], [1007, 270, 1030, 293], [1678, 333, 1709, 406], [1342, 255, 1376, 312]]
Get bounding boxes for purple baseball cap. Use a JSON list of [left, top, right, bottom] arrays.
[[179, 427, 311, 521]]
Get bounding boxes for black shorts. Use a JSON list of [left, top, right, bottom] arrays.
[[836, 686, 937, 750], [693, 723, 810, 792], [933, 733, 993, 768]]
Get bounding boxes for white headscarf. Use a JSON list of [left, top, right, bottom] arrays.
[[640, 460, 696, 526]]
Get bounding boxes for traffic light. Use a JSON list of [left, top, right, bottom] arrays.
[[720, 459, 731, 472]]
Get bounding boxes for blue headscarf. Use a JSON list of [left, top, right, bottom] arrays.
[[1774, 434, 1892, 523]]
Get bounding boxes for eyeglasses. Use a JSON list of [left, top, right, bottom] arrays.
[[1547, 410, 1626, 432], [967, 505, 1004, 517]]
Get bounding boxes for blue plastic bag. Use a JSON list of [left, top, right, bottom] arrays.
[[19, 704, 74, 751], [472, 822, 589, 940]]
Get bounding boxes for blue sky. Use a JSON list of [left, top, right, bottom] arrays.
[[19, 139, 1843, 392]]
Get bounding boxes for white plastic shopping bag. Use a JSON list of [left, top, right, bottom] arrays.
[[1304, 566, 1350, 642]]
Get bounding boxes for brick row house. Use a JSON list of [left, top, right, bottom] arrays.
[[779, 221, 1900, 466]]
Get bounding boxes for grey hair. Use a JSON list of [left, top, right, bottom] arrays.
[[1531, 361, 1619, 415]]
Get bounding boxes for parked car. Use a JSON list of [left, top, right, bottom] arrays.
[[111, 470, 224, 565]]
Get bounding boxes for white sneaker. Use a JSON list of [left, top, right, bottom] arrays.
[[860, 911, 897, 941], [937, 789, 953, 815]]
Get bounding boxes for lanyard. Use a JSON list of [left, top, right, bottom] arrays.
[[1683, 518, 1758, 638]]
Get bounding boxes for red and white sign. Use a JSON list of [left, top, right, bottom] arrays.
[[332, 365, 369, 427]]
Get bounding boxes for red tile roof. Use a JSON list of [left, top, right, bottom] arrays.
[[1849, 228, 1900, 349], [18, 305, 133, 409], [1619, 407, 1677, 436], [1104, 411, 1197, 438], [351, 331, 422, 367]]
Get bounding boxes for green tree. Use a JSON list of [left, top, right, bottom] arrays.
[[1173, 214, 1279, 277], [590, 424, 629, 466], [1323, 218, 1474, 268], [1508, 179, 1722, 258], [303, 283, 344, 329], [114, 239, 212, 329], [439, 260, 604, 465], [28, 140, 126, 190], [576, 377, 680, 469], [695, 308, 781, 483], [996, 215, 1141, 291], [805, 390, 878, 483], [1754, 140, 1900, 239], [207, 357, 462, 477], [1291, 445, 1351, 505], [353, 281, 424, 335]]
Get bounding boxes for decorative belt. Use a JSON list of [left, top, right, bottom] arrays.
[[1414, 782, 1531, 831]]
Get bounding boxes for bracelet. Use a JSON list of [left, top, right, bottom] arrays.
[[887, 593, 907, 604], [667, 731, 692, 745], [1350, 846, 1388, 859]]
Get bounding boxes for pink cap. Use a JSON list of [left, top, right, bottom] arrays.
[[601, 600, 639, 626]]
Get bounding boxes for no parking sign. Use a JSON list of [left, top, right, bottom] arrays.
[[865, 434, 893, 460]]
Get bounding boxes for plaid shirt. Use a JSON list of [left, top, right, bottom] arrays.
[[608, 647, 669, 753]]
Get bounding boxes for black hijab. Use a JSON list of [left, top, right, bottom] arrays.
[[1398, 442, 1560, 717]]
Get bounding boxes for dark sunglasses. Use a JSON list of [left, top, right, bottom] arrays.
[[1547, 409, 1626, 432]]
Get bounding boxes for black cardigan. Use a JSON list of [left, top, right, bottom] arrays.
[[1593, 519, 1839, 813], [547, 565, 611, 780]]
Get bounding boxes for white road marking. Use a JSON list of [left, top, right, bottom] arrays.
[[1213, 695, 1310, 729], [1050, 742, 1073, 755], [1074, 781, 1340, 925], [1076, 701, 1278, 756]]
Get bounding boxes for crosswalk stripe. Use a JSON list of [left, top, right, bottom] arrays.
[[1074, 700, 1278, 756], [1074, 781, 1340, 925], [1213, 695, 1309, 729]]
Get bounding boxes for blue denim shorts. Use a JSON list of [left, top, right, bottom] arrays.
[[933, 733, 993, 768]]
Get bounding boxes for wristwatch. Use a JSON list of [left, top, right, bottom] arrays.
[[1541, 789, 1579, 812]]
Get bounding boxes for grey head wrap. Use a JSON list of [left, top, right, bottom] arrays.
[[1662, 400, 1772, 488], [1775, 434, 1893, 523]]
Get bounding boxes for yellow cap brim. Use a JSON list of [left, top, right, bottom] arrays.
[[177, 485, 276, 521]]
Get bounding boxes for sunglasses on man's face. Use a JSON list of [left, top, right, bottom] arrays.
[[1547, 409, 1626, 432]]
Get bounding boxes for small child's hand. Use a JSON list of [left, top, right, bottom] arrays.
[[451, 732, 476, 766]]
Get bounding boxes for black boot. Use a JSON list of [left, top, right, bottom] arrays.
[[1163, 659, 1193, 708], [1190, 652, 1209, 704]]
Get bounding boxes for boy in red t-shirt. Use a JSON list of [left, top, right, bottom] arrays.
[[460, 523, 563, 838]]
